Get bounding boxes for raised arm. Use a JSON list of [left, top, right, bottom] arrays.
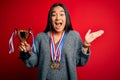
[[83, 29, 104, 53]]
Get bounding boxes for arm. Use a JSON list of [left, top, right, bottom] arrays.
[[76, 30, 104, 66], [76, 29, 104, 66], [83, 29, 104, 54], [19, 51, 38, 68], [18, 37, 40, 68], [75, 32, 90, 66]]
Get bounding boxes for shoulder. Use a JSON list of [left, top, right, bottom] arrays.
[[35, 32, 49, 40], [36, 32, 47, 37]]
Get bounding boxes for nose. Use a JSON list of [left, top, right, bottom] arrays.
[[56, 14, 60, 20]]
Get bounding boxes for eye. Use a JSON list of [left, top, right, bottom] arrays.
[[52, 13, 56, 16], [52, 14, 56, 16], [60, 14, 65, 16]]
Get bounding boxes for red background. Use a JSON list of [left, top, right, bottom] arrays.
[[0, 0, 120, 80]]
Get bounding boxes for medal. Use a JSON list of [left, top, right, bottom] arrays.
[[50, 61, 61, 69], [50, 62, 57, 69], [50, 31, 66, 69]]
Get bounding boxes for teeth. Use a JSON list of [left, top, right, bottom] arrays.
[[55, 22, 62, 25], [60, 22, 62, 25]]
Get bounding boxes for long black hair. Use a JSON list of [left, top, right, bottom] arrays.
[[44, 3, 73, 32]]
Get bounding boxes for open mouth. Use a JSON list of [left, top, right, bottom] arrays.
[[55, 22, 62, 27]]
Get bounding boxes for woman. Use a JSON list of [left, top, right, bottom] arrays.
[[18, 3, 104, 80]]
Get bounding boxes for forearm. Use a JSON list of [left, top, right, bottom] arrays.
[[19, 52, 38, 68], [76, 48, 90, 66]]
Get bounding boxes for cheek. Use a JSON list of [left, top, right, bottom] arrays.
[[51, 17, 55, 22], [63, 18, 66, 24], [63, 16, 66, 22], [51, 18, 55, 25]]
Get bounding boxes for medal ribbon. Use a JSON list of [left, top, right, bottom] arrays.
[[29, 31, 37, 53], [50, 31, 66, 62], [9, 30, 17, 54]]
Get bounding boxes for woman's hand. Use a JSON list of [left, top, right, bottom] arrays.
[[85, 29, 104, 44], [18, 41, 31, 52], [83, 29, 104, 54]]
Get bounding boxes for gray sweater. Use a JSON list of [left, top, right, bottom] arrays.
[[23, 30, 90, 80]]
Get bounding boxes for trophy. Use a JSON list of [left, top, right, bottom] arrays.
[[9, 28, 36, 54], [17, 28, 31, 42]]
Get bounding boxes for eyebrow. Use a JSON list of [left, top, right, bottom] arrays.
[[52, 10, 65, 13]]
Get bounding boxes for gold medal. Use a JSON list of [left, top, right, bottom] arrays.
[[50, 62, 57, 69], [56, 62, 60, 69], [50, 62, 61, 69]]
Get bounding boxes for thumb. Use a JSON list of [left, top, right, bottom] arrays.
[[86, 29, 91, 36], [24, 41, 30, 47]]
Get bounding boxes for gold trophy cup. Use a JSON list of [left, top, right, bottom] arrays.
[[16, 28, 31, 42]]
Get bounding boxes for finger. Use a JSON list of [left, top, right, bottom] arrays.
[[24, 42, 31, 51], [18, 46, 24, 52], [96, 30, 104, 37], [24, 41, 30, 46], [21, 44, 27, 52], [22, 46, 27, 52], [99, 30, 104, 35], [86, 29, 91, 35], [21, 42, 25, 46]]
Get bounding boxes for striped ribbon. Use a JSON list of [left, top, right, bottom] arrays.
[[9, 30, 17, 54], [50, 31, 66, 62]]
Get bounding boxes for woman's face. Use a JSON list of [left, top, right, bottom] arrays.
[[51, 6, 66, 33]]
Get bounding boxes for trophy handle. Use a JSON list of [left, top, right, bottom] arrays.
[[9, 27, 36, 54]]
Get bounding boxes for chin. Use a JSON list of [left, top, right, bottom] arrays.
[[54, 29, 64, 33]]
